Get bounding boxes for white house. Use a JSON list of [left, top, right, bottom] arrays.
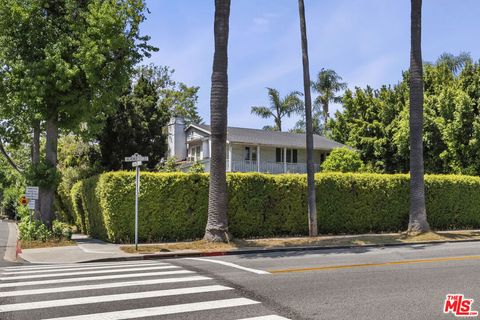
[[167, 117, 346, 174]]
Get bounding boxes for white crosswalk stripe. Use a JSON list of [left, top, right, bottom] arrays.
[[0, 264, 179, 280], [0, 261, 290, 320], [2, 261, 168, 275]]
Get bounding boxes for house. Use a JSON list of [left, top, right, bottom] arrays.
[[167, 117, 346, 174]]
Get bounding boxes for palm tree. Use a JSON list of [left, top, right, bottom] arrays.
[[311, 69, 347, 133], [251, 88, 303, 131], [204, 0, 230, 242], [408, 0, 430, 233], [436, 52, 472, 75], [298, 0, 317, 237]]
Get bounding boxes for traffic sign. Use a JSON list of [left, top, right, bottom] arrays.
[[26, 186, 39, 200], [19, 196, 28, 206], [125, 153, 149, 162], [28, 199, 36, 210]]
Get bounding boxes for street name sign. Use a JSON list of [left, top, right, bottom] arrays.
[[124, 154, 149, 162], [124, 153, 148, 250]]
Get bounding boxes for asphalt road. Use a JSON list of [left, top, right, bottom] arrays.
[[1, 241, 479, 319]]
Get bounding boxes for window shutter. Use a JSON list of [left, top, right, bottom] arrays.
[[286, 149, 292, 163], [276, 148, 281, 162], [293, 149, 298, 163]]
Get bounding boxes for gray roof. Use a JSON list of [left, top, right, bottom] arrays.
[[189, 124, 345, 150]]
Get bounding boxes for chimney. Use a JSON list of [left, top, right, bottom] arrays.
[[167, 117, 187, 160]]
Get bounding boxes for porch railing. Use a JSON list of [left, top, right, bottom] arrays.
[[231, 160, 321, 174]]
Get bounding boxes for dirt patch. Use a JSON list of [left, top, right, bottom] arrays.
[[20, 239, 77, 249], [120, 230, 480, 254]]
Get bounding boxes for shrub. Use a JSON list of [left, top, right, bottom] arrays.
[[188, 161, 205, 174], [52, 220, 74, 240], [18, 220, 52, 242], [70, 172, 480, 243], [321, 147, 364, 172]]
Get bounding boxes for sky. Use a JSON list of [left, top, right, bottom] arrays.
[[141, 0, 480, 130]]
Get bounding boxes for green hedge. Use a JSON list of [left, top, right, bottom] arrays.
[[70, 172, 480, 243]]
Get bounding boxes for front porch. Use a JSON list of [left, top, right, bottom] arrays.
[[230, 160, 321, 174]]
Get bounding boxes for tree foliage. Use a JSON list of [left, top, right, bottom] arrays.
[[321, 148, 364, 173], [329, 53, 480, 175], [98, 65, 201, 171]]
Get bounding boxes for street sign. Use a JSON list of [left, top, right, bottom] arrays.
[[124, 153, 149, 162], [25, 186, 39, 200], [123, 153, 148, 251], [28, 199, 36, 210], [19, 196, 28, 206]]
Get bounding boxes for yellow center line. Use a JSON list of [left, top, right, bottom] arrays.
[[268, 255, 480, 274]]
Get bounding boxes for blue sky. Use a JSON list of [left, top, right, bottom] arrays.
[[142, 0, 480, 130]]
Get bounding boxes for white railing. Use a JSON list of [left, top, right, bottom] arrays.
[[231, 160, 321, 174]]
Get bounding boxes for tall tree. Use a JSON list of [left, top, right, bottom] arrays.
[[311, 69, 347, 133], [251, 88, 303, 131], [298, 0, 318, 237], [0, 0, 156, 227], [408, 0, 430, 233], [204, 0, 231, 242], [98, 65, 200, 171]]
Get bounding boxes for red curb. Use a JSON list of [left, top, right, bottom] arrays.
[[201, 251, 226, 257], [16, 240, 22, 257]]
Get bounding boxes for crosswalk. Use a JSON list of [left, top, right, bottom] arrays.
[[0, 260, 289, 319]]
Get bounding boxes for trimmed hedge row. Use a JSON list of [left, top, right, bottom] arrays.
[[70, 172, 480, 243]]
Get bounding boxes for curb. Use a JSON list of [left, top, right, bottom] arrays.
[[81, 238, 480, 263], [16, 240, 22, 258]]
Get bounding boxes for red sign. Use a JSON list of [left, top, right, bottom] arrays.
[[444, 294, 478, 317], [19, 196, 28, 206]]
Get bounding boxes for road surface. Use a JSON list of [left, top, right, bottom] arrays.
[[1, 240, 479, 319]]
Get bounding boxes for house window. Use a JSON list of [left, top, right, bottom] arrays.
[[189, 145, 202, 161], [276, 148, 298, 163], [245, 146, 257, 161], [276, 148, 282, 162], [244, 147, 250, 161], [320, 153, 325, 163]]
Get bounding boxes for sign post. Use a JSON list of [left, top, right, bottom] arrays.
[[25, 186, 39, 224], [124, 153, 148, 250]]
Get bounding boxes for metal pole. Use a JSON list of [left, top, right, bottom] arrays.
[[135, 166, 139, 250], [29, 209, 32, 224]]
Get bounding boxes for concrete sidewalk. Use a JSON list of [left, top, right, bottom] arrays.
[[17, 229, 480, 264], [19, 234, 133, 264]]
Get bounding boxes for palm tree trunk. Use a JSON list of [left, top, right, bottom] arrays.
[[298, 0, 318, 237], [32, 120, 41, 221], [408, 0, 429, 233], [204, 0, 231, 242], [40, 115, 58, 229]]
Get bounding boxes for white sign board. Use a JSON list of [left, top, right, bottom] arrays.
[[132, 161, 142, 167], [125, 153, 149, 162], [28, 199, 36, 210], [26, 186, 39, 200]]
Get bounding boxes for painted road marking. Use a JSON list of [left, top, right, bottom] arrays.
[[0, 285, 232, 312], [0, 270, 193, 288], [269, 255, 480, 274], [0, 265, 179, 281], [238, 316, 291, 320], [0, 275, 212, 298], [2, 262, 169, 275], [186, 258, 271, 275], [42, 298, 260, 320], [2, 260, 160, 271]]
